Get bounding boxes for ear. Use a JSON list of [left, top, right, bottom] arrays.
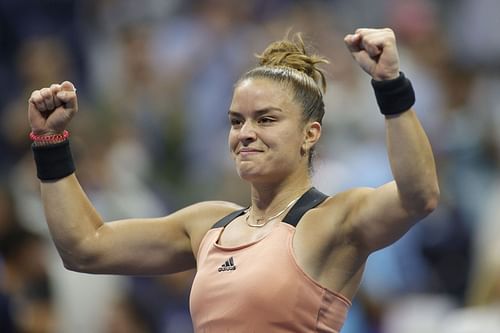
[[302, 121, 321, 153]]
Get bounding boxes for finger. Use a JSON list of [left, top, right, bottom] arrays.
[[355, 28, 387, 37], [28, 92, 39, 114], [357, 29, 395, 55], [30, 90, 48, 112], [355, 28, 374, 35], [355, 32, 383, 57], [360, 38, 382, 58], [28, 92, 48, 132], [363, 33, 395, 49], [40, 87, 55, 110], [57, 81, 77, 109], [50, 83, 61, 92], [60, 80, 76, 92], [344, 34, 362, 52], [50, 84, 63, 108], [346, 32, 382, 57], [56, 90, 77, 110], [351, 50, 376, 69], [56, 89, 76, 101]]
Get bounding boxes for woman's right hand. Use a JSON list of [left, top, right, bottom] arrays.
[[28, 81, 78, 136]]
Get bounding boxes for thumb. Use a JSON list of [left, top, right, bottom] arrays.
[[56, 81, 78, 109]]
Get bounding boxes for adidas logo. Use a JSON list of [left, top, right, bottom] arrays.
[[218, 256, 236, 272]]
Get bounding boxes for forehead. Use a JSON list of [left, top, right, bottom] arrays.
[[230, 78, 297, 112]]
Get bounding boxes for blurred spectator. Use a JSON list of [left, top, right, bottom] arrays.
[[0, 35, 77, 177], [0, 222, 55, 333], [103, 293, 153, 333], [129, 271, 195, 332], [446, 0, 500, 69], [467, 177, 500, 306]]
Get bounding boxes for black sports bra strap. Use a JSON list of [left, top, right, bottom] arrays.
[[211, 208, 247, 229], [282, 187, 328, 227], [210, 187, 327, 229]]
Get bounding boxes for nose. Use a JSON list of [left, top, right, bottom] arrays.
[[237, 121, 257, 144]]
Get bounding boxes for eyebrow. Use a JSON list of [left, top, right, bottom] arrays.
[[227, 107, 283, 116]]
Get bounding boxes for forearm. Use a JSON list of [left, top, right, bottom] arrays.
[[385, 109, 439, 213], [40, 174, 104, 264]]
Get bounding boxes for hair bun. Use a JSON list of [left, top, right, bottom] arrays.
[[257, 33, 329, 92]]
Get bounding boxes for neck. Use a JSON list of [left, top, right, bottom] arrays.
[[249, 173, 312, 216]]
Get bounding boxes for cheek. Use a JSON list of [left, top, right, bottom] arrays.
[[278, 132, 303, 153], [228, 131, 237, 151]]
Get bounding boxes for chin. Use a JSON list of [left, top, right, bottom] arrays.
[[237, 170, 260, 182], [237, 168, 281, 185], [237, 166, 265, 181]]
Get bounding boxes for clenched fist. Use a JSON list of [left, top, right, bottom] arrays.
[[28, 81, 78, 136], [344, 28, 400, 81]]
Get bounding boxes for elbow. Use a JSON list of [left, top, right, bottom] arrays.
[[62, 256, 94, 273], [62, 259, 82, 272], [62, 253, 100, 273], [422, 188, 440, 215], [405, 184, 440, 218], [58, 240, 101, 273]]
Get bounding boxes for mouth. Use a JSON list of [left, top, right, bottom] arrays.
[[237, 147, 263, 156]]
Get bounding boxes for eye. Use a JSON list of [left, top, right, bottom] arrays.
[[258, 117, 276, 124], [229, 117, 243, 128]]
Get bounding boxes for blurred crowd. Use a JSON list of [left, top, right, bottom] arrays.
[[1, 0, 499, 332]]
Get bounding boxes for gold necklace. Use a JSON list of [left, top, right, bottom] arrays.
[[245, 195, 301, 228]]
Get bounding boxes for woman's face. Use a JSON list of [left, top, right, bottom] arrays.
[[228, 78, 316, 183]]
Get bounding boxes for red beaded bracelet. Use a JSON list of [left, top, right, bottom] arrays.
[[29, 130, 70, 142]]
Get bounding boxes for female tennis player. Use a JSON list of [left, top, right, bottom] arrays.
[[28, 28, 439, 332]]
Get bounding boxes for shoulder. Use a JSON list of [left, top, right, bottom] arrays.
[[185, 200, 244, 219], [178, 200, 243, 231], [298, 187, 375, 239], [314, 187, 375, 218], [179, 200, 244, 254]]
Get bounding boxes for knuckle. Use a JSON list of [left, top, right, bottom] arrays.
[[41, 88, 51, 97]]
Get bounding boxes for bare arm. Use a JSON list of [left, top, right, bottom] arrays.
[[29, 82, 239, 275], [42, 175, 236, 274], [342, 29, 439, 253], [41, 174, 191, 274]]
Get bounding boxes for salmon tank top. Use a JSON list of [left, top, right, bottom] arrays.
[[189, 188, 351, 333]]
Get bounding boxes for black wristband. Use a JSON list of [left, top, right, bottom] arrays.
[[32, 140, 76, 181], [371, 72, 415, 115]]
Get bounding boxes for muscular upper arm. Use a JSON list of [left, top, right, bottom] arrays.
[[340, 181, 434, 253], [68, 201, 241, 275]]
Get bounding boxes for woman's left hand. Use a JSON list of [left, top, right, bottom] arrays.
[[344, 28, 400, 81]]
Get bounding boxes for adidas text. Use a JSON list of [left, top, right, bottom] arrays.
[[218, 257, 236, 272]]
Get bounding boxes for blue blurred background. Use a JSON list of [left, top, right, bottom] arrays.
[[1, 0, 499, 332]]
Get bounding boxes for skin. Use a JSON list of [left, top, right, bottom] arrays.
[[28, 28, 439, 300]]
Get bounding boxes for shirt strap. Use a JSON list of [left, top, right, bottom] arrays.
[[210, 187, 328, 229], [211, 208, 247, 229], [282, 187, 329, 227]]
